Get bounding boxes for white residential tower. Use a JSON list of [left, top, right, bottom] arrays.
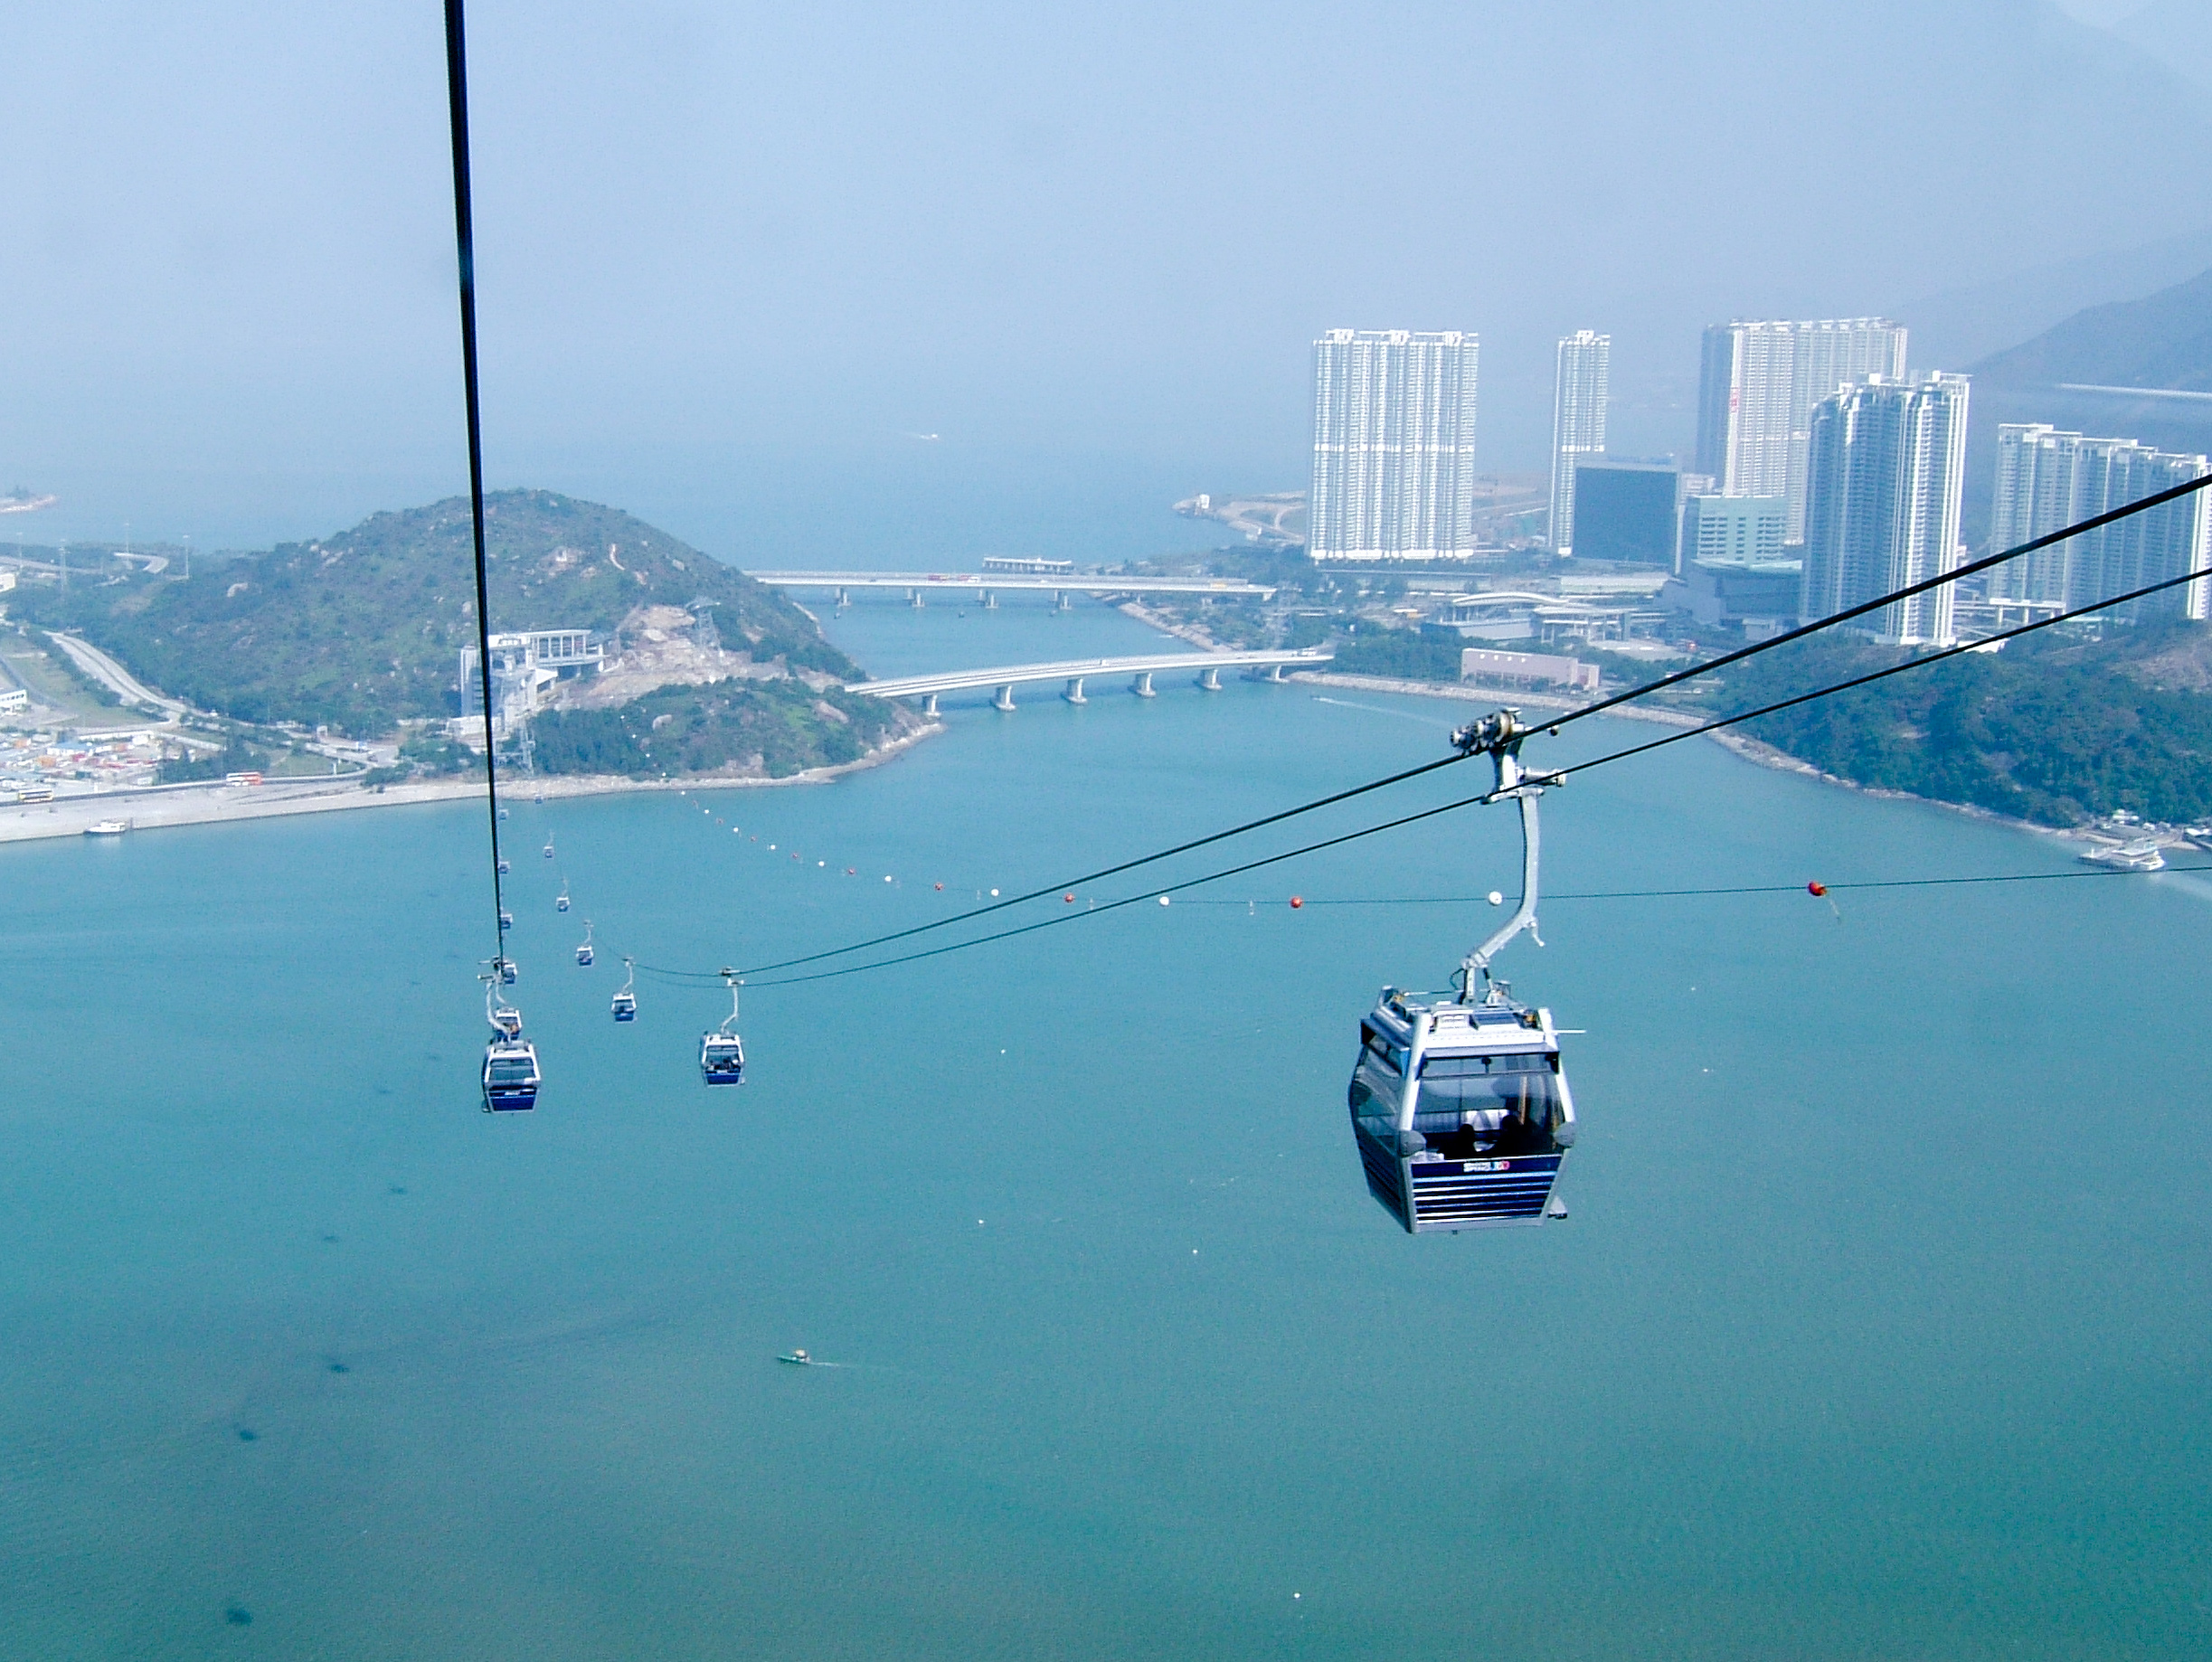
[[1547, 330, 1610, 554], [1309, 329, 1480, 561]]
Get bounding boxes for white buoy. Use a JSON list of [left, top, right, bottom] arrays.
[[1158, 895, 1171, 906], [1488, 890, 1504, 906]]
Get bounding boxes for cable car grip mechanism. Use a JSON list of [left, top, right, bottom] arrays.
[[1448, 709, 1559, 1003]]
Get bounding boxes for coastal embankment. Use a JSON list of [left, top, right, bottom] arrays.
[[0, 723, 941, 845]]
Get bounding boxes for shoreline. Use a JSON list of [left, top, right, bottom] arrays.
[[1285, 670, 2113, 853], [0, 722, 942, 846]]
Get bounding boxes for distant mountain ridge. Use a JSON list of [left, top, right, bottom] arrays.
[[1969, 266, 2212, 393], [1957, 265, 2212, 546]]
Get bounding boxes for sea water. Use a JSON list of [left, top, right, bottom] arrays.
[[2, 594, 2208, 1659]]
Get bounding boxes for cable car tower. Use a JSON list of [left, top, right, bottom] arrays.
[[1348, 710, 1577, 1232]]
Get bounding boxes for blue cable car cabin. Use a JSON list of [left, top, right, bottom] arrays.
[[1348, 988, 1574, 1232], [698, 1032, 745, 1086], [699, 974, 744, 1084], [482, 1036, 541, 1110], [610, 989, 637, 1021]]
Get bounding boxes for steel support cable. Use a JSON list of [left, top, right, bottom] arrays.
[[1167, 866, 2212, 905], [715, 476, 2212, 978], [442, 0, 508, 963], [1542, 467, 2212, 733], [692, 554, 2212, 990], [1544, 556, 2212, 789]]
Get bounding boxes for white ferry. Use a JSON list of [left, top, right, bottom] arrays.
[[84, 819, 128, 836], [2079, 838, 2165, 872]]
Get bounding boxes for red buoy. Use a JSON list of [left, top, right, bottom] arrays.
[[1290, 895, 1304, 909], [934, 882, 944, 891], [1807, 881, 1828, 897], [1063, 892, 1075, 903]]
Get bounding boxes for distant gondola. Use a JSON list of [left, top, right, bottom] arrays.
[[575, 921, 595, 967], [699, 971, 745, 1086], [611, 957, 638, 1022]]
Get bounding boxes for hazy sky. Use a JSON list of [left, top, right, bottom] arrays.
[[7, 1, 2210, 562]]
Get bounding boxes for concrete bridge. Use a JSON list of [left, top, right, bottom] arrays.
[[845, 648, 1334, 713], [746, 571, 1275, 607]]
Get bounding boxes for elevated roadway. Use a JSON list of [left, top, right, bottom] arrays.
[[746, 571, 1275, 603], [846, 648, 1332, 713]]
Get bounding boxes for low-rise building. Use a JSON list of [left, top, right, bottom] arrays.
[[1460, 647, 1600, 692]]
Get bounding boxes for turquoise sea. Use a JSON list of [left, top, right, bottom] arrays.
[[3, 594, 2210, 1658]]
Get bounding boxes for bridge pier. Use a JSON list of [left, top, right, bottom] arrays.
[[993, 685, 1016, 713], [1267, 664, 1286, 682], [1131, 671, 1155, 698], [1054, 590, 1072, 611], [983, 590, 997, 609], [835, 587, 849, 608], [922, 693, 940, 717], [1063, 676, 1087, 705], [1197, 666, 1223, 692]]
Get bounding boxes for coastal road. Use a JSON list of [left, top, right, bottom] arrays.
[[49, 633, 190, 718]]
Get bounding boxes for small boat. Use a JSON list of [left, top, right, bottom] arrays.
[[83, 820, 128, 836], [2080, 838, 2166, 872], [778, 1349, 812, 1366]]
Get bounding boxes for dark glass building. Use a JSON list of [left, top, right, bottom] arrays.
[[1570, 461, 1678, 567]]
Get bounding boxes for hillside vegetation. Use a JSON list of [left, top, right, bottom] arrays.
[[7, 490, 917, 780], [1687, 628, 2212, 826], [13, 490, 855, 736]]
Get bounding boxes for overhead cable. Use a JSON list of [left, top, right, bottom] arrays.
[[1168, 865, 2212, 906], [701, 554, 2211, 989], [719, 476, 2212, 977], [441, 0, 509, 962], [1544, 468, 2212, 732]]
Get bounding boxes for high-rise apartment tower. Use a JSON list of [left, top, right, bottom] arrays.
[[1309, 329, 1480, 561], [1990, 425, 2209, 622], [1697, 318, 1908, 543], [1547, 330, 1609, 554], [1801, 373, 1971, 646]]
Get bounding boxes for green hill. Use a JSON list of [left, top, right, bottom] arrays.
[[14, 490, 855, 735], [10, 490, 916, 779], [1676, 628, 2212, 827]]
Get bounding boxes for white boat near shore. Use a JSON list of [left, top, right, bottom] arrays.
[[83, 819, 129, 837], [2079, 838, 2165, 872]]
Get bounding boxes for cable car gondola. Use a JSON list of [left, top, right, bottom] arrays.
[[481, 988, 541, 1112], [498, 955, 518, 986], [543, 837, 555, 859], [699, 972, 745, 1086], [555, 883, 571, 913], [575, 921, 594, 967], [1348, 711, 1575, 1232], [611, 957, 638, 1022]]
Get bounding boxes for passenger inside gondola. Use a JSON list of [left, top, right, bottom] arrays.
[[1412, 1053, 1563, 1158]]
